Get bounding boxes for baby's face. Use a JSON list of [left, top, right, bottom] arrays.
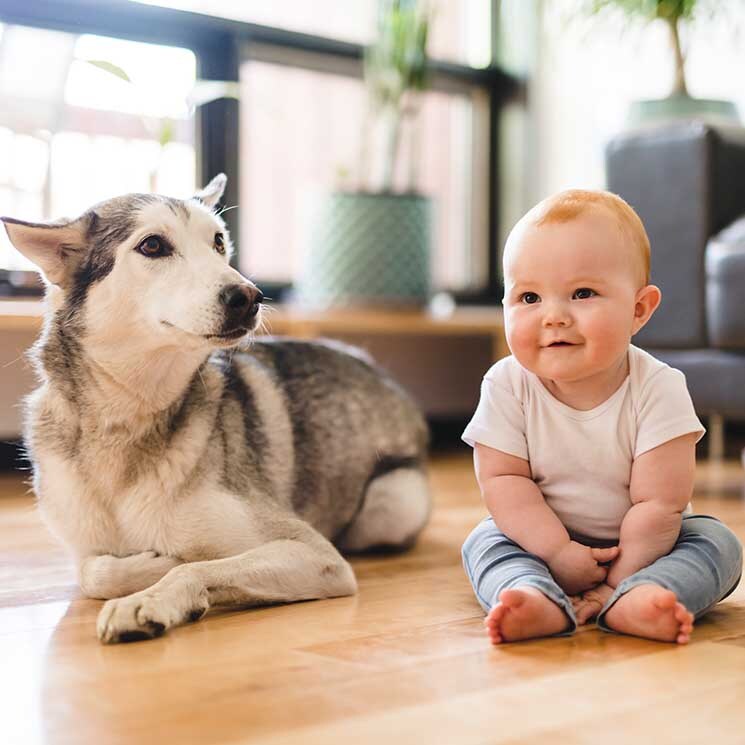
[[503, 208, 644, 384]]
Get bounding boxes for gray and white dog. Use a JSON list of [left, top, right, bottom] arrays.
[[2, 175, 430, 643]]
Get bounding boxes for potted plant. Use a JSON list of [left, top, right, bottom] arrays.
[[579, 0, 739, 125], [297, 0, 433, 309]]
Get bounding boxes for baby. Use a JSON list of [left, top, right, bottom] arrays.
[[461, 189, 743, 644]]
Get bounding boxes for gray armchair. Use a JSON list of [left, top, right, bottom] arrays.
[[606, 120, 745, 457]]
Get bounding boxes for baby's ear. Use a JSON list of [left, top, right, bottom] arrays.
[[1, 214, 91, 287], [193, 173, 227, 210], [632, 284, 662, 335]]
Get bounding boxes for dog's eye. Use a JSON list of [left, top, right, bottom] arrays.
[[137, 235, 167, 258], [214, 233, 225, 254]]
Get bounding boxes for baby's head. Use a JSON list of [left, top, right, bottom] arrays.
[[502, 189, 661, 384]]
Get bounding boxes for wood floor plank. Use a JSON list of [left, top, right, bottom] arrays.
[[0, 452, 743, 745], [254, 643, 745, 745]]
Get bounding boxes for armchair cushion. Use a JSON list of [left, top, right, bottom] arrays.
[[649, 348, 745, 417]]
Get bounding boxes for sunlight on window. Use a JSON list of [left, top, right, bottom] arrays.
[[0, 127, 12, 183], [13, 135, 48, 193], [49, 133, 195, 216], [66, 35, 196, 119], [0, 26, 197, 275], [0, 128, 45, 271], [0, 25, 74, 102]]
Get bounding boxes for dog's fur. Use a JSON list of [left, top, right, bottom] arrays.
[[2, 175, 430, 643]]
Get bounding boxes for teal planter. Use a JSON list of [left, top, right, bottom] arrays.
[[628, 95, 739, 127], [298, 192, 432, 308]]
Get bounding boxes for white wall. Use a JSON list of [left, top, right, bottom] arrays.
[[530, 1, 745, 200]]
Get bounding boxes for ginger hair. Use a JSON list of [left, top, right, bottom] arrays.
[[529, 189, 651, 286]]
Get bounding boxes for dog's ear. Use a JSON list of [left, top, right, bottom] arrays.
[[1, 214, 90, 287], [193, 173, 227, 210]]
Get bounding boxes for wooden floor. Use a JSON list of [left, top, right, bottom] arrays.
[[1, 452, 745, 745]]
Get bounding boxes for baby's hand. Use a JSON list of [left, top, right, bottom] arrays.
[[547, 541, 619, 596], [570, 583, 615, 625]]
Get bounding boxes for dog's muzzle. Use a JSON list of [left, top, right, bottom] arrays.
[[219, 283, 264, 332]]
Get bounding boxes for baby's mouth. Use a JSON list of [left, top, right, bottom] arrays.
[[545, 341, 576, 348]]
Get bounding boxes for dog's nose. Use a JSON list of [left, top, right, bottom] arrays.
[[219, 284, 263, 322], [220, 284, 250, 310]]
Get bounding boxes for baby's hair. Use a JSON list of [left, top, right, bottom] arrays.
[[531, 189, 650, 286]]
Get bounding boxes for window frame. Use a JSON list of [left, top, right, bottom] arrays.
[[0, 0, 517, 303]]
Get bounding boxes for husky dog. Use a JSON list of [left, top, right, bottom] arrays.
[[2, 175, 430, 643]]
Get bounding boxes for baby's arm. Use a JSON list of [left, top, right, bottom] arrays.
[[474, 444, 616, 595], [606, 433, 697, 588]]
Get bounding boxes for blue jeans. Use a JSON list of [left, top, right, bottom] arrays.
[[461, 514, 743, 635]]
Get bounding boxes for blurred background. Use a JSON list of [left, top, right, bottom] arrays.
[[1, 0, 745, 463]]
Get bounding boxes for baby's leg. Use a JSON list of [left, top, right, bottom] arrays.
[[462, 518, 576, 643], [597, 515, 742, 643]]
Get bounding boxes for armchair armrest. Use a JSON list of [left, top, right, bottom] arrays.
[[707, 215, 745, 349]]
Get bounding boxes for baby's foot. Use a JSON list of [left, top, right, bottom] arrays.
[[603, 584, 694, 644], [484, 587, 570, 644]]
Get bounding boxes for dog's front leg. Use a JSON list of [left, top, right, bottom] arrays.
[[96, 519, 357, 643], [79, 552, 183, 599]]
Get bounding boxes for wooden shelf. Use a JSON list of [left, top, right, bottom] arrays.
[[263, 305, 506, 360], [0, 299, 507, 359], [0, 299, 45, 331]]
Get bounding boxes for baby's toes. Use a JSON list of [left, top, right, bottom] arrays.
[[675, 604, 694, 631], [672, 602, 694, 643], [484, 605, 506, 642], [484, 604, 505, 626], [673, 602, 693, 623]]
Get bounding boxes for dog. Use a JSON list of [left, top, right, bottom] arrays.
[[1, 175, 431, 643]]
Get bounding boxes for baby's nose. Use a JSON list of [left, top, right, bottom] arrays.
[[541, 303, 572, 327]]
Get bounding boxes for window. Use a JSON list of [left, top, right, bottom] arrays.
[[0, 1, 513, 300], [0, 23, 196, 274], [238, 53, 490, 292]]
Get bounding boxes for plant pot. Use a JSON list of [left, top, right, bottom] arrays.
[[627, 94, 739, 127], [297, 191, 432, 309]]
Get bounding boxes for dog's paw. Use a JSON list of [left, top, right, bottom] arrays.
[[97, 592, 172, 643], [96, 571, 208, 644]]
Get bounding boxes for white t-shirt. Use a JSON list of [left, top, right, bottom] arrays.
[[462, 345, 705, 541]]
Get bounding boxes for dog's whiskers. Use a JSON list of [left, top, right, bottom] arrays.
[[255, 315, 269, 337], [256, 305, 279, 336], [2, 353, 27, 369], [196, 366, 207, 393]]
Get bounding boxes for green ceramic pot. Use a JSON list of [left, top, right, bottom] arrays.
[[298, 191, 432, 309], [627, 94, 739, 127]]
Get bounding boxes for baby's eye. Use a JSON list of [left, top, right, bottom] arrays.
[[519, 292, 540, 305], [573, 288, 596, 300]]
